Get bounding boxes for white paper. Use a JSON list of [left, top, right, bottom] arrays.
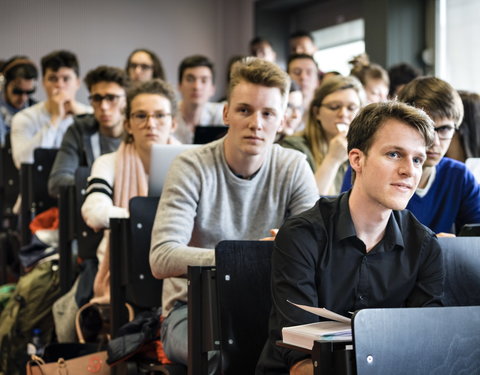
[[287, 300, 351, 324]]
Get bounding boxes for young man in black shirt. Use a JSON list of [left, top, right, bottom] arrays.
[[257, 101, 444, 375]]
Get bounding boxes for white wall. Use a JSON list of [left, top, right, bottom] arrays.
[[444, 0, 480, 92], [0, 0, 254, 102]]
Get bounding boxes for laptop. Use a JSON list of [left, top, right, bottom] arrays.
[[458, 223, 480, 236], [148, 144, 199, 196], [193, 125, 228, 144]]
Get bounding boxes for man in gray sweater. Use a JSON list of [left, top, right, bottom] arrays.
[[149, 57, 319, 369]]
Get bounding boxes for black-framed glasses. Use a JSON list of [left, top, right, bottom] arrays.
[[128, 63, 153, 71], [434, 125, 456, 140], [130, 111, 172, 126], [88, 94, 124, 106], [12, 87, 36, 96]]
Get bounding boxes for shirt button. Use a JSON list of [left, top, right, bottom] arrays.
[[359, 295, 365, 301]]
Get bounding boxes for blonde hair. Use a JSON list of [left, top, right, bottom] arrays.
[[301, 75, 365, 166], [228, 57, 290, 109]]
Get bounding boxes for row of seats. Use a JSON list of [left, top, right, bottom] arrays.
[[2, 145, 480, 374], [188, 237, 480, 374]]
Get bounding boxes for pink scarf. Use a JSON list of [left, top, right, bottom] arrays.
[[91, 142, 148, 304]]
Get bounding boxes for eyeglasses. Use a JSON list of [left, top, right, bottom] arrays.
[[88, 94, 124, 106], [130, 111, 172, 126], [434, 125, 456, 140], [12, 87, 35, 96], [128, 63, 153, 71], [321, 102, 359, 113]]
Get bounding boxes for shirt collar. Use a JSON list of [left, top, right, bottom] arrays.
[[334, 191, 405, 251]]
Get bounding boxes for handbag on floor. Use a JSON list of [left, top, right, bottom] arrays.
[[26, 350, 110, 375]]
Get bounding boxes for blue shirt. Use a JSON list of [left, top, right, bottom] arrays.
[[0, 92, 36, 146], [341, 157, 480, 233]]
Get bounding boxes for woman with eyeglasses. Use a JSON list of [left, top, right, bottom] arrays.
[[281, 75, 365, 195], [125, 48, 166, 82], [81, 79, 179, 304]]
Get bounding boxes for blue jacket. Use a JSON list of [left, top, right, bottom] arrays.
[[341, 157, 480, 233]]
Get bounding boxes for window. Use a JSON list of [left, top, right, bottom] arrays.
[[441, 0, 480, 91], [312, 19, 365, 76]]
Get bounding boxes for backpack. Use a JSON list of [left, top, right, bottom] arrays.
[[0, 260, 61, 375]]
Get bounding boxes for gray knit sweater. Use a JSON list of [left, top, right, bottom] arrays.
[[150, 138, 319, 316]]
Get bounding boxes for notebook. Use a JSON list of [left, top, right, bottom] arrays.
[[148, 144, 199, 196], [193, 125, 228, 144]]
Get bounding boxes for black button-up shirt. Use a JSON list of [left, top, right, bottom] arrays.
[[256, 192, 444, 374]]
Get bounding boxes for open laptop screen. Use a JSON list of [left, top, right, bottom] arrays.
[[193, 125, 228, 144], [148, 144, 199, 197]]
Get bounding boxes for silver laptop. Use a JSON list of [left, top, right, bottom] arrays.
[[148, 144, 199, 196]]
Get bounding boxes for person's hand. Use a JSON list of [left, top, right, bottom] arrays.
[[260, 228, 278, 241], [290, 359, 313, 375], [326, 131, 348, 164], [437, 232, 456, 238], [46, 88, 69, 126]]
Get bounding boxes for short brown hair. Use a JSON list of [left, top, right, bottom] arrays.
[[397, 76, 464, 125], [348, 101, 435, 182], [228, 57, 290, 108], [125, 79, 177, 118], [125, 79, 177, 143], [84, 65, 130, 92]]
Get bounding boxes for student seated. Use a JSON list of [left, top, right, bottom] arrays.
[[275, 81, 304, 142], [256, 101, 444, 375], [387, 62, 421, 100], [173, 55, 224, 144], [48, 65, 129, 197], [250, 36, 277, 63], [288, 30, 317, 56], [81, 79, 179, 303], [125, 48, 166, 82], [287, 54, 319, 118], [342, 77, 480, 234], [0, 56, 38, 146], [10, 50, 91, 169], [349, 53, 389, 104], [446, 90, 480, 162], [281, 75, 365, 195], [149, 57, 319, 372]]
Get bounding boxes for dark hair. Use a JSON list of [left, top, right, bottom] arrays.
[[178, 55, 215, 83], [457, 90, 480, 158], [289, 30, 314, 42], [397, 76, 464, 125], [41, 50, 79, 77], [84, 65, 130, 92], [287, 54, 318, 73], [2, 55, 38, 87], [125, 79, 177, 119], [249, 37, 272, 54], [125, 48, 165, 80], [388, 63, 421, 99]]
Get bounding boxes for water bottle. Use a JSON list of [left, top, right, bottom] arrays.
[[27, 328, 45, 357]]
